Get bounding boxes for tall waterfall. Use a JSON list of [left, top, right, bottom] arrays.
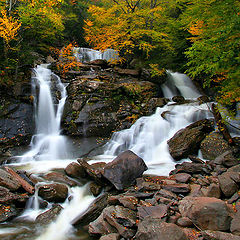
[[20, 65, 69, 162]]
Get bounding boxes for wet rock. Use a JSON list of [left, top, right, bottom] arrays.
[[218, 171, 238, 197], [179, 197, 232, 231], [0, 204, 18, 223], [140, 68, 167, 85], [189, 155, 205, 164], [72, 193, 108, 226], [38, 183, 68, 202], [43, 172, 77, 187], [65, 162, 87, 179], [103, 150, 148, 190], [103, 205, 137, 239], [0, 169, 21, 191], [172, 96, 185, 103], [144, 98, 169, 115], [135, 217, 188, 240], [202, 230, 240, 240], [154, 189, 178, 200], [168, 119, 214, 160], [200, 132, 233, 160], [137, 204, 168, 220], [35, 204, 63, 224]]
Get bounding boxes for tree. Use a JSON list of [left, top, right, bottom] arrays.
[[181, 0, 240, 106], [84, 0, 172, 62]]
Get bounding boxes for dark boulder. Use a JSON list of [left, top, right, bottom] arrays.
[[43, 172, 78, 187], [103, 150, 148, 190], [38, 183, 68, 202], [168, 119, 214, 160]]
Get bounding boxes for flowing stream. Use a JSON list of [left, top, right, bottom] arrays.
[[1, 63, 217, 239]]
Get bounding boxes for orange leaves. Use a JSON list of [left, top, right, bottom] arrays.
[[53, 43, 82, 76], [187, 21, 204, 42], [0, 10, 21, 47]]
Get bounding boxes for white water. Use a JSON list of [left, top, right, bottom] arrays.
[[36, 186, 95, 240], [73, 47, 119, 63], [20, 65, 69, 163]]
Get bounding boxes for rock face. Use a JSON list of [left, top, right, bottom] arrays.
[[0, 169, 21, 191], [179, 197, 232, 231], [168, 119, 214, 160], [62, 64, 162, 137], [103, 150, 148, 190]]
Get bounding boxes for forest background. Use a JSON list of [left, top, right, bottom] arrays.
[[0, 0, 239, 110]]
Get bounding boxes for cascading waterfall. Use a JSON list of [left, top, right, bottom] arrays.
[[102, 71, 213, 175], [20, 65, 69, 162]]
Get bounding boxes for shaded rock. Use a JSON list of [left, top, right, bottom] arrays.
[[103, 150, 147, 190], [200, 132, 233, 160], [168, 119, 214, 160], [100, 233, 120, 240], [179, 197, 232, 231], [103, 205, 137, 239], [0, 204, 18, 223], [135, 217, 188, 240], [90, 182, 102, 197], [189, 155, 205, 164], [72, 193, 108, 226], [65, 162, 87, 179], [108, 195, 139, 210], [38, 183, 68, 202], [144, 98, 169, 115], [202, 230, 240, 240], [77, 159, 106, 185], [43, 172, 77, 187], [218, 171, 238, 197], [0, 186, 29, 204], [154, 189, 178, 200], [137, 204, 168, 220], [35, 204, 63, 224], [162, 184, 190, 194], [0, 169, 21, 191], [140, 68, 167, 85], [214, 151, 239, 167]]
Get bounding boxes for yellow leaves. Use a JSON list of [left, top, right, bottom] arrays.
[[187, 20, 204, 42], [0, 10, 21, 46]]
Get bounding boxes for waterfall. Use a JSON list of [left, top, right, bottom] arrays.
[[20, 65, 69, 163], [73, 47, 119, 62], [100, 71, 212, 175]]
